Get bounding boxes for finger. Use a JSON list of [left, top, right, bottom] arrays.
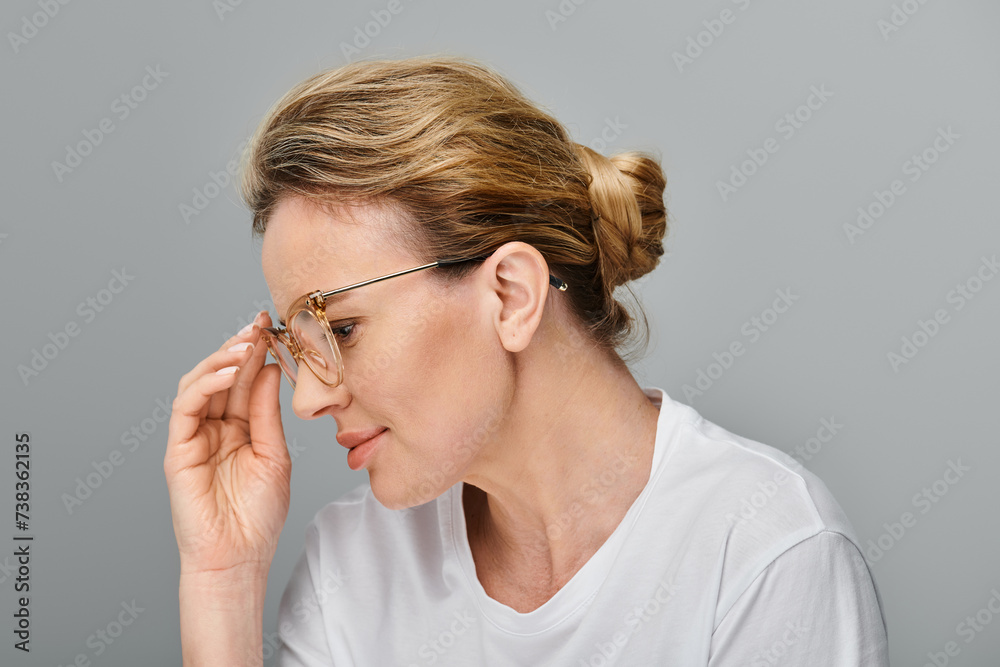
[[223, 313, 275, 422], [207, 340, 259, 421], [247, 362, 290, 468], [202, 313, 265, 419], [166, 365, 243, 471], [177, 319, 263, 398]]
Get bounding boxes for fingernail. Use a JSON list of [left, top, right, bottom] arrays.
[[254, 310, 267, 325], [228, 342, 253, 353], [238, 322, 255, 335], [216, 366, 239, 376]]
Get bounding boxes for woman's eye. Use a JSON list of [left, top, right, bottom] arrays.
[[330, 322, 356, 343]]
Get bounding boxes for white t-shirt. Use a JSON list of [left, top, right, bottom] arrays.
[[276, 386, 889, 666]]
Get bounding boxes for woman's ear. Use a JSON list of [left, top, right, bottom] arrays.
[[479, 242, 552, 353]]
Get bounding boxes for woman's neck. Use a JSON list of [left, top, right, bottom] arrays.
[[460, 353, 660, 605]]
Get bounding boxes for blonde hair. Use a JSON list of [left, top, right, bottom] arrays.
[[239, 54, 669, 364]]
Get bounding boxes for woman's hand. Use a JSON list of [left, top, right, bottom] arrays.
[[164, 311, 291, 576]]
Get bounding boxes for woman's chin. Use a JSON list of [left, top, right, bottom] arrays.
[[369, 475, 444, 511]]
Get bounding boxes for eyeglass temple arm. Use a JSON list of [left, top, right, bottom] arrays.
[[319, 255, 567, 298], [437, 255, 568, 292], [318, 261, 446, 298]]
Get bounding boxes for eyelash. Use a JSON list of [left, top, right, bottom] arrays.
[[329, 321, 356, 344]]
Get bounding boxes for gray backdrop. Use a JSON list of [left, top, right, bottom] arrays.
[[2, 1, 998, 665]]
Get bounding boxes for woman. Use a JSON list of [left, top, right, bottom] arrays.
[[164, 55, 889, 665]]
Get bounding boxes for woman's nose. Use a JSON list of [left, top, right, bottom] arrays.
[[291, 365, 350, 420]]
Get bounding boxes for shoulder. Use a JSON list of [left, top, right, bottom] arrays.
[[653, 393, 874, 610], [689, 411, 851, 527], [710, 528, 889, 662], [659, 395, 857, 539]]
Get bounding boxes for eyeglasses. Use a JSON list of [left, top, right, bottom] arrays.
[[259, 253, 569, 390]]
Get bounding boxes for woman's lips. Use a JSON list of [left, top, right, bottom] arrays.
[[337, 426, 387, 449], [346, 428, 387, 470]]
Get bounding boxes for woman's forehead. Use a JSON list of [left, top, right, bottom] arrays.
[[265, 196, 411, 257], [262, 196, 415, 313]]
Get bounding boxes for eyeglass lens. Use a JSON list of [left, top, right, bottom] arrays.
[[266, 309, 340, 388]]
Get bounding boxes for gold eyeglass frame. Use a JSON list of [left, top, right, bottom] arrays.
[[260, 253, 569, 390]]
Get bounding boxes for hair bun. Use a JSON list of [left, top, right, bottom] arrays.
[[571, 143, 668, 290]]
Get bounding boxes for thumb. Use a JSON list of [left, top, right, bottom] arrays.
[[248, 363, 289, 466]]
